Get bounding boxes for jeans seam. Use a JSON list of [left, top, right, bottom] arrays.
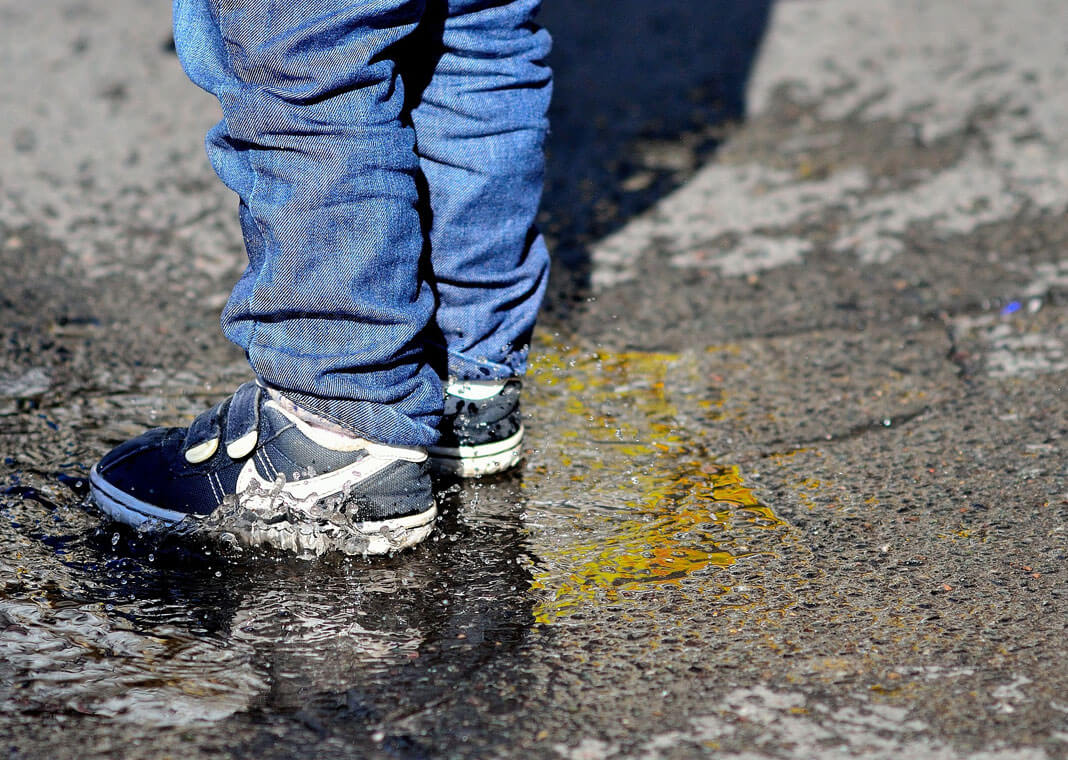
[[428, 340, 514, 371], [215, 3, 268, 353]]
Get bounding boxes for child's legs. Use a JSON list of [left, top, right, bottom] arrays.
[[411, 0, 552, 382], [173, 0, 441, 446]]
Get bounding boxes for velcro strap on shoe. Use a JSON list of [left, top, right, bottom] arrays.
[[183, 397, 226, 464], [224, 381, 261, 459], [184, 436, 218, 464]]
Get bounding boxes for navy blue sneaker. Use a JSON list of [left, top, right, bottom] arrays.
[[428, 379, 524, 477], [89, 381, 436, 555]]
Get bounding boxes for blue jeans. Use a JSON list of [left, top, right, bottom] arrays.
[[172, 0, 552, 446]]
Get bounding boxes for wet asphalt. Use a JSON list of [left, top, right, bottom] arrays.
[[1, 0, 1066, 758]]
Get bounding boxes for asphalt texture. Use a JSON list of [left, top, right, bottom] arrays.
[[1, 0, 1066, 758]]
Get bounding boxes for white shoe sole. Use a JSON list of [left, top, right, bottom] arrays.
[[89, 465, 437, 556], [427, 425, 524, 478]]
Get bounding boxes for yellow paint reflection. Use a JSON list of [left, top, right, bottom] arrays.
[[526, 340, 790, 625]]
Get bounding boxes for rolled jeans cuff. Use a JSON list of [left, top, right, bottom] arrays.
[[273, 385, 441, 448], [445, 345, 532, 382]]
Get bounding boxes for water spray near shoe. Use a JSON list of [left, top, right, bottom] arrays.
[[429, 378, 525, 477], [90, 381, 437, 556], [90, 378, 525, 556]]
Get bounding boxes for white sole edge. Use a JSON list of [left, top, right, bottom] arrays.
[[428, 426, 524, 478], [90, 467, 189, 526]]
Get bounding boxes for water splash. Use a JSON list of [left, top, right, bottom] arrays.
[[184, 477, 432, 559]]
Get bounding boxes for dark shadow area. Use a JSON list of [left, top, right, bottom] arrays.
[[538, 0, 775, 317]]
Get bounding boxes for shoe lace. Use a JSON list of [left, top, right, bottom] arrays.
[[182, 381, 264, 464]]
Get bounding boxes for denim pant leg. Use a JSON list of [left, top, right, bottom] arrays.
[[173, 0, 442, 447], [411, 0, 553, 382]]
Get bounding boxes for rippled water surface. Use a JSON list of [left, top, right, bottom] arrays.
[[0, 338, 807, 753]]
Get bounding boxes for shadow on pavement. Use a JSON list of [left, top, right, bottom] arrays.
[[540, 0, 774, 310]]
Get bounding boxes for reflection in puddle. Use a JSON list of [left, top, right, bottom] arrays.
[[0, 595, 265, 725], [0, 493, 264, 725], [525, 341, 796, 625], [0, 470, 536, 744]]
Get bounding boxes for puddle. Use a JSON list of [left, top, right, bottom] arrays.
[[0, 337, 804, 746], [1, 446, 537, 739], [0, 485, 262, 724]]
